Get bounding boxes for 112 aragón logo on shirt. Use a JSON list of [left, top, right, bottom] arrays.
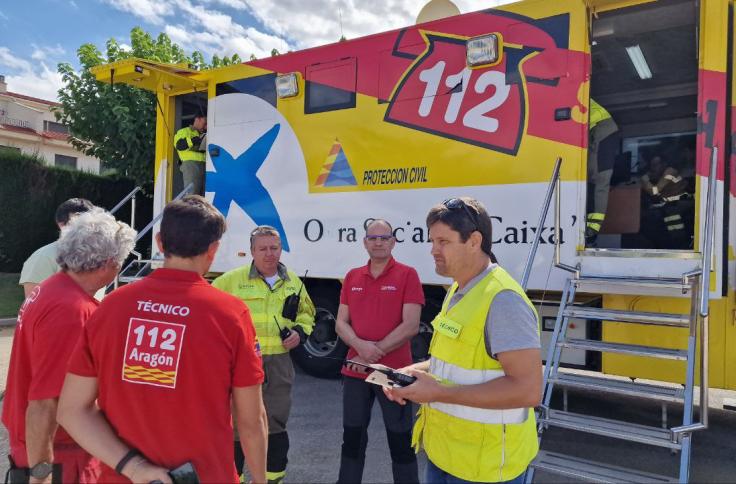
[[122, 318, 186, 389]]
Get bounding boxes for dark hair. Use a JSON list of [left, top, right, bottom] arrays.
[[160, 195, 226, 257], [55, 198, 94, 225], [426, 197, 494, 258], [364, 218, 393, 234]]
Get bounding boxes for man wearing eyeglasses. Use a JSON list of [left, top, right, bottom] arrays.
[[212, 225, 315, 483], [385, 197, 541, 484], [335, 219, 424, 484]]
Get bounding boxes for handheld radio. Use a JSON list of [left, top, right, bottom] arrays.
[[274, 316, 292, 341], [282, 270, 308, 321]]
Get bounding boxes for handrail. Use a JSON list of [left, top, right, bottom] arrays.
[[110, 186, 142, 214], [554, 167, 579, 276], [699, 146, 717, 317], [521, 157, 562, 290], [134, 182, 193, 243], [673, 146, 718, 440], [697, 146, 718, 429], [110, 183, 194, 290]]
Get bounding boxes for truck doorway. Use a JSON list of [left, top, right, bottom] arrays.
[[587, 0, 698, 251], [171, 91, 208, 197]]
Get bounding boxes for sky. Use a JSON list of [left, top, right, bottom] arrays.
[[0, 0, 513, 102]]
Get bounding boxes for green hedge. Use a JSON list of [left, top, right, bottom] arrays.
[[0, 152, 152, 272]]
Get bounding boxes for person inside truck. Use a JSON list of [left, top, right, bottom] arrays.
[[385, 197, 541, 484], [586, 99, 620, 246], [639, 154, 693, 249], [335, 218, 423, 484], [174, 114, 207, 196], [213, 225, 315, 483]]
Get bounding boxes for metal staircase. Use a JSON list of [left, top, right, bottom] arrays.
[[521, 151, 717, 483]]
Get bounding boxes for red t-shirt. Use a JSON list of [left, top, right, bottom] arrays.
[[2, 272, 99, 459], [340, 258, 425, 379], [67, 268, 264, 483]]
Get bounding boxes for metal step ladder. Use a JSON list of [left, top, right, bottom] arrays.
[[520, 152, 718, 483]]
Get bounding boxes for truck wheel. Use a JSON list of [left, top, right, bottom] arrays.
[[291, 296, 348, 378], [411, 321, 433, 362]]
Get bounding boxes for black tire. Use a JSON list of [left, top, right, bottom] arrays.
[[291, 291, 348, 378], [410, 321, 433, 362]]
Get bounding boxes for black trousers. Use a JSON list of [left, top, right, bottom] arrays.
[[337, 376, 418, 484]]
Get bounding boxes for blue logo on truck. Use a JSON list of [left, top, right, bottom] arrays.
[[206, 123, 291, 251]]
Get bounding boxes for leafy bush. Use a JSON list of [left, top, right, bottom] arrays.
[[0, 152, 151, 272]]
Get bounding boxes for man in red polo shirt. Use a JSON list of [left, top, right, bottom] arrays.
[[3, 208, 136, 483], [57, 196, 267, 484], [335, 219, 424, 484]]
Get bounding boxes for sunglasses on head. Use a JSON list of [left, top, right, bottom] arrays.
[[443, 198, 480, 231]]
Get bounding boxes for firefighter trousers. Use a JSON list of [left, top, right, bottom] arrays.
[[235, 353, 294, 483]]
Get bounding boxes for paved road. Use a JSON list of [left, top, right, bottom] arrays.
[[0, 325, 734, 482]]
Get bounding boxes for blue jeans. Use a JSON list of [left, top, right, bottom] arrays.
[[425, 460, 527, 484]]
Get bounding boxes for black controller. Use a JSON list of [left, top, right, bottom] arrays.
[[344, 359, 417, 387]]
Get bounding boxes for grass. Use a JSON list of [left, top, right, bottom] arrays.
[[0, 273, 24, 317]]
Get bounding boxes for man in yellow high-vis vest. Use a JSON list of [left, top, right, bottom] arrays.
[[174, 114, 207, 195], [212, 226, 315, 483], [386, 197, 542, 483]]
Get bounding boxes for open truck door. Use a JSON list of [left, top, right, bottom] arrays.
[[91, 58, 208, 253]]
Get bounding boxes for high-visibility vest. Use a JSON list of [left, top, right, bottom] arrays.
[[174, 126, 206, 162], [212, 263, 315, 355], [413, 266, 540, 482], [589, 99, 612, 130]]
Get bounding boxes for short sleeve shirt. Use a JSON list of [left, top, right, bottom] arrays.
[[340, 258, 425, 379], [19, 241, 58, 285], [447, 264, 540, 358], [1, 272, 99, 456], [67, 268, 264, 483]]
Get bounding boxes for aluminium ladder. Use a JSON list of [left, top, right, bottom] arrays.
[[521, 152, 716, 483]]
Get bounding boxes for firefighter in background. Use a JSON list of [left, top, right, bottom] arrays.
[[174, 114, 207, 196], [641, 155, 691, 249], [213, 226, 316, 483], [586, 99, 619, 245]]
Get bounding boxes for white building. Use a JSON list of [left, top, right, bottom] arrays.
[[0, 75, 100, 173]]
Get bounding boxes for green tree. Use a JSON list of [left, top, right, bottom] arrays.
[[56, 27, 241, 189]]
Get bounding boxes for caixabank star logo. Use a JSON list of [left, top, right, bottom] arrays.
[[384, 31, 538, 156]]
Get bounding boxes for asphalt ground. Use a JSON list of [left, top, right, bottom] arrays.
[[0, 324, 734, 483]]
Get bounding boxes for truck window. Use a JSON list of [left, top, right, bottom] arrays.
[[588, 0, 697, 251], [305, 58, 357, 114], [216, 74, 277, 107]]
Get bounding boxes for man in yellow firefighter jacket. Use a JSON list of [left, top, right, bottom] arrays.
[[385, 197, 542, 483], [213, 226, 315, 483], [174, 114, 207, 195]]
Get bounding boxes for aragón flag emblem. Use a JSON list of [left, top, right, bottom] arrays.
[[315, 139, 357, 187]]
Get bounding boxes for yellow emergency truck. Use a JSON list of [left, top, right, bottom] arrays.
[[94, 0, 735, 480]]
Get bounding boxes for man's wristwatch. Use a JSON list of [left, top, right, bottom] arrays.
[[29, 461, 53, 480]]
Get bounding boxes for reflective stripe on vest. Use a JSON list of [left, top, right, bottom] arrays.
[[428, 359, 527, 424], [174, 126, 205, 162], [414, 266, 539, 482]]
